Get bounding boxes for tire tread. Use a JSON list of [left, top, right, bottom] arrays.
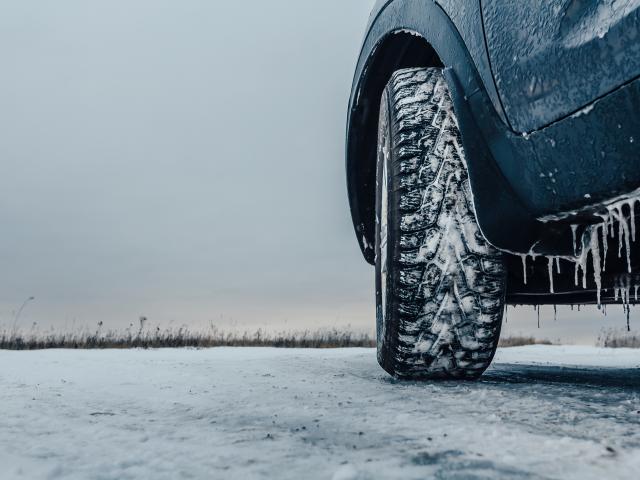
[[377, 67, 506, 380]]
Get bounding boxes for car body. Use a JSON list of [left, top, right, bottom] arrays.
[[347, 0, 640, 305]]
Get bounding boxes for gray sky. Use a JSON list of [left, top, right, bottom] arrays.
[[0, 0, 634, 342]]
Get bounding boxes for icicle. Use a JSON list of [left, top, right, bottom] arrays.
[[573, 230, 590, 290], [505, 305, 508, 323], [615, 288, 619, 301], [553, 304, 557, 322], [610, 210, 616, 238], [627, 288, 631, 309], [520, 254, 528, 285], [623, 285, 631, 331], [613, 205, 633, 273], [590, 228, 602, 306], [531, 202, 640, 307], [537, 305, 540, 329], [630, 200, 637, 242], [626, 284, 632, 303], [571, 225, 578, 256], [610, 205, 632, 272], [625, 222, 632, 274], [627, 308, 631, 332], [616, 206, 624, 258], [601, 223, 608, 271]]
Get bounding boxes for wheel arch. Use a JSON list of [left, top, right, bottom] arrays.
[[347, 0, 541, 265], [347, 31, 443, 264]]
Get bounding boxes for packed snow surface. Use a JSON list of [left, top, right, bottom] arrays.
[[2, 346, 640, 479]]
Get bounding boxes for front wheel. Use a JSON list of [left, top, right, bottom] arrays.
[[375, 67, 506, 380]]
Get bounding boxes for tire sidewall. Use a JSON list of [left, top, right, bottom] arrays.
[[375, 87, 401, 374]]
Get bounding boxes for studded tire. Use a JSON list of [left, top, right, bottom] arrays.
[[375, 67, 506, 380]]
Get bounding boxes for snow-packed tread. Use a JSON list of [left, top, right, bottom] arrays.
[[375, 68, 506, 380]]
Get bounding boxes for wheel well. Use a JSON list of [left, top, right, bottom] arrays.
[[347, 32, 443, 264]]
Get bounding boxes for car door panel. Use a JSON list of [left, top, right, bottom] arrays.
[[482, 0, 640, 133]]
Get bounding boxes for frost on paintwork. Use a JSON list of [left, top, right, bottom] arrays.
[[482, 0, 640, 132]]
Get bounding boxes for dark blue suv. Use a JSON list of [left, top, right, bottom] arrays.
[[346, 0, 640, 379]]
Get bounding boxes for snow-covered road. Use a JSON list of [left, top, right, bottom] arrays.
[[1, 346, 640, 479]]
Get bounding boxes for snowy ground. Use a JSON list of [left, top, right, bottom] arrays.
[[1, 346, 640, 480]]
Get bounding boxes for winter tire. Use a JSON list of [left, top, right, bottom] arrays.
[[375, 67, 506, 380]]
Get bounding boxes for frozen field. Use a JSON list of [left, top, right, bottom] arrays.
[[1, 346, 640, 480]]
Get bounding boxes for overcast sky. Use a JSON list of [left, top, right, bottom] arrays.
[[0, 0, 634, 343]]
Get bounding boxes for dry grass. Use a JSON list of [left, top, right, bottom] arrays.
[[1, 321, 562, 351], [498, 336, 554, 348], [597, 329, 640, 349], [0, 323, 376, 351]]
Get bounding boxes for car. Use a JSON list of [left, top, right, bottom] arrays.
[[346, 0, 640, 379]]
